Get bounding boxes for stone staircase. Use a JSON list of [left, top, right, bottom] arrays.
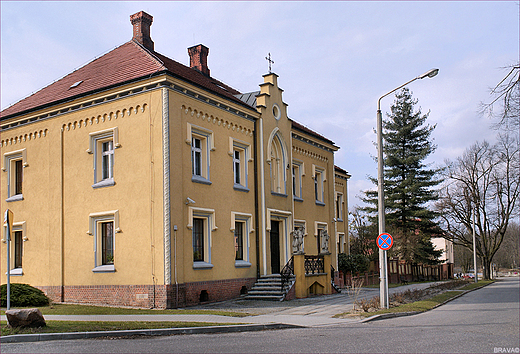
[[246, 274, 295, 301]]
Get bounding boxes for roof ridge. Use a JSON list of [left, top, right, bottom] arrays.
[[130, 40, 167, 71]]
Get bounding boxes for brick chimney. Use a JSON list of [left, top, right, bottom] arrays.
[[188, 44, 210, 76], [130, 11, 154, 51]]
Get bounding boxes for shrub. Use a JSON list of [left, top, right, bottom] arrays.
[[338, 253, 369, 275], [1, 283, 50, 307]]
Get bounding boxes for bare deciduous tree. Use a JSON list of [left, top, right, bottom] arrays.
[[481, 63, 519, 132], [436, 134, 519, 279]]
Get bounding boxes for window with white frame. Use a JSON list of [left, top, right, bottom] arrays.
[[231, 212, 252, 267], [230, 139, 250, 192], [292, 161, 303, 201], [315, 222, 328, 254], [3, 149, 27, 202], [314, 168, 325, 205], [88, 210, 120, 272], [189, 126, 213, 185], [88, 128, 120, 189], [234, 221, 245, 261], [3, 222, 26, 275], [335, 192, 344, 221], [188, 207, 216, 268]]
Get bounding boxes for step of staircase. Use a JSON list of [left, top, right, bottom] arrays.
[[245, 274, 295, 301]]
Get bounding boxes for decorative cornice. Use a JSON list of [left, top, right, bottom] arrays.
[[182, 105, 254, 137], [1, 129, 48, 147], [61, 103, 148, 132], [292, 145, 329, 163]]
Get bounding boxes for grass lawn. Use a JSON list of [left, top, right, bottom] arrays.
[[335, 279, 495, 318], [1, 303, 251, 317], [1, 320, 233, 336]]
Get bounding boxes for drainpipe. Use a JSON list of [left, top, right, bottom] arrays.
[[253, 119, 260, 279], [60, 126, 65, 302]]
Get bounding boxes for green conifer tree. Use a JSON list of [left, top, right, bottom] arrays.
[[363, 88, 443, 264]]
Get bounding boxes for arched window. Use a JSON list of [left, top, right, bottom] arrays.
[[269, 133, 287, 195]]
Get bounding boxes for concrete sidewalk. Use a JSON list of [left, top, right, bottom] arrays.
[[0, 281, 449, 342]]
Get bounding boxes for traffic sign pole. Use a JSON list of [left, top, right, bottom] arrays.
[[376, 233, 393, 309], [4, 209, 13, 310]]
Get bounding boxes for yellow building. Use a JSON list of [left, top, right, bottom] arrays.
[[1, 11, 349, 308]]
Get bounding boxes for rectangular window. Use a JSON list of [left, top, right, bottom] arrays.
[[234, 221, 244, 261], [88, 210, 119, 272], [231, 140, 250, 192], [3, 150, 26, 202], [292, 162, 303, 200], [101, 141, 114, 180], [314, 170, 324, 204], [14, 160, 23, 196], [192, 137, 202, 177], [231, 212, 252, 267], [233, 150, 241, 185], [190, 129, 212, 185], [193, 218, 205, 262], [336, 193, 343, 220], [14, 230, 23, 269], [89, 128, 119, 189], [101, 221, 114, 265]]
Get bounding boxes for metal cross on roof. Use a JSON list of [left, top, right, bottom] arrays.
[[265, 53, 274, 73]]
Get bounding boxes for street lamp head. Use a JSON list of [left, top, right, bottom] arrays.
[[418, 68, 439, 79]]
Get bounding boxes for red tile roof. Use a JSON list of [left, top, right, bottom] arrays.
[[1, 41, 252, 119]]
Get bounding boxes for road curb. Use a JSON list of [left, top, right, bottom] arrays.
[[0, 323, 304, 343], [359, 281, 495, 323]]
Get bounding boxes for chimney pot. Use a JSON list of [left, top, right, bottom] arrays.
[[130, 11, 154, 51], [188, 44, 210, 76]]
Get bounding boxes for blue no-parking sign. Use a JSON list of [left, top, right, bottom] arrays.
[[377, 233, 393, 251]]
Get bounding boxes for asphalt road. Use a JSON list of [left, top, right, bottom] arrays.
[[2, 277, 518, 354]]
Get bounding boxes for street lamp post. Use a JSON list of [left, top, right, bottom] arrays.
[[377, 68, 439, 309]]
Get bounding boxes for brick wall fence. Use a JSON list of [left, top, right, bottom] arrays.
[[38, 277, 256, 309]]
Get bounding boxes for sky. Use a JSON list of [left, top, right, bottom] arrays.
[[1, 1, 519, 210]]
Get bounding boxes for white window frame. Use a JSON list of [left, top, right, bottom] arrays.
[[292, 160, 304, 201], [335, 192, 344, 221], [187, 207, 216, 269], [314, 221, 328, 254], [312, 165, 326, 206], [88, 210, 120, 273], [3, 149, 27, 202], [3, 221, 26, 275], [88, 128, 120, 189], [187, 124, 214, 185], [230, 212, 253, 267], [229, 138, 251, 192]]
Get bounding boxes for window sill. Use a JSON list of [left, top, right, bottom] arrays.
[[193, 262, 214, 269], [293, 196, 304, 202], [92, 265, 115, 273], [315, 200, 326, 206], [271, 192, 288, 198], [235, 260, 252, 268], [92, 178, 115, 189], [6, 268, 23, 276], [192, 175, 212, 185], [6, 194, 23, 202], [233, 184, 250, 192]]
